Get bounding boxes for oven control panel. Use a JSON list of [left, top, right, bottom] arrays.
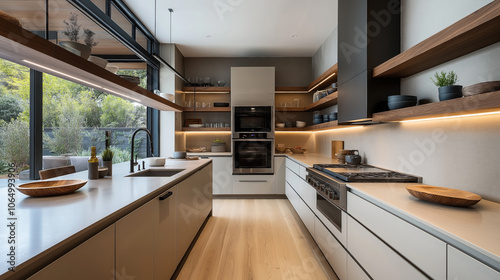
[[306, 174, 339, 200]]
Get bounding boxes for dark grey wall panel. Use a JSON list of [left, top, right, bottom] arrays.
[[183, 57, 312, 87]]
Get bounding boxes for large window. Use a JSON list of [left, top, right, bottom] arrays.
[[0, 59, 30, 179], [42, 69, 148, 170]]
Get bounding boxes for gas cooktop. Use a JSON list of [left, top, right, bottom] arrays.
[[312, 164, 421, 183]]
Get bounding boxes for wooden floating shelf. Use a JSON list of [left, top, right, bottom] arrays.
[[305, 91, 338, 111], [182, 107, 231, 112], [182, 127, 231, 131], [275, 121, 357, 132], [372, 90, 500, 122], [0, 17, 182, 112], [373, 1, 500, 78], [182, 87, 230, 93], [307, 64, 338, 92]]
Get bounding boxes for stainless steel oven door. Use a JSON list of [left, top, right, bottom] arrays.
[[316, 194, 343, 232], [233, 139, 274, 174]]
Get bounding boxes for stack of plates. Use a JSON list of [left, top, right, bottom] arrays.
[[119, 75, 140, 85]]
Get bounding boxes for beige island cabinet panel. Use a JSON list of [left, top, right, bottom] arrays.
[[116, 199, 155, 280], [154, 187, 178, 280], [28, 225, 115, 280], [176, 164, 213, 261]]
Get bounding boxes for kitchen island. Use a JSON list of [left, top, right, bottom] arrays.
[[0, 159, 213, 280]]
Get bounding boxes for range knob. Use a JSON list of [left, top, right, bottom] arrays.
[[320, 184, 326, 192]]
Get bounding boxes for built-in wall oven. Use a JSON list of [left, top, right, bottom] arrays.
[[232, 106, 274, 175]]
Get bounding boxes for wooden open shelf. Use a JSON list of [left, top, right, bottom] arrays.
[[275, 120, 357, 132], [372, 90, 500, 122], [373, 1, 500, 78], [182, 127, 231, 131], [305, 91, 338, 111], [182, 87, 230, 93], [275, 107, 306, 112], [182, 107, 231, 112], [307, 64, 338, 92], [0, 17, 182, 112]]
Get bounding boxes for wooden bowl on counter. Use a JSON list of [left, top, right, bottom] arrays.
[[406, 185, 481, 207], [16, 179, 88, 197], [289, 147, 307, 154]]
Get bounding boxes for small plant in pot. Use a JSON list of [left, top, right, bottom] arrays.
[[59, 13, 96, 59], [431, 71, 463, 101], [211, 138, 226, 153], [102, 148, 114, 176]]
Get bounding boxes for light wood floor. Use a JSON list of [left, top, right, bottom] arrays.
[[176, 199, 338, 280]]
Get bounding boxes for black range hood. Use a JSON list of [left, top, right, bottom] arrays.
[[337, 0, 401, 124]]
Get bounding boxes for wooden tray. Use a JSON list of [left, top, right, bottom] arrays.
[[406, 185, 481, 207], [16, 179, 88, 197], [462, 81, 500, 96]]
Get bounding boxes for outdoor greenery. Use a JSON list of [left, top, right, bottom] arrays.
[[431, 71, 459, 87], [0, 58, 148, 175]]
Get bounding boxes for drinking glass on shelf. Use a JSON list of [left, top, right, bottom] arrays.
[[196, 101, 200, 107], [202, 102, 207, 108], [294, 99, 301, 107]]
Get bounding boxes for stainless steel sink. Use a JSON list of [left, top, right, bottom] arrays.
[[126, 169, 185, 177]]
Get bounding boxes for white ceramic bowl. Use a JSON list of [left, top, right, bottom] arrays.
[[88, 55, 108, 68], [146, 157, 166, 166], [276, 123, 285, 128], [160, 92, 175, 102], [172, 151, 186, 159], [296, 121, 306, 128], [105, 64, 119, 74]]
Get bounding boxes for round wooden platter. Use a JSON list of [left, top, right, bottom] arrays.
[[16, 179, 88, 197], [462, 81, 500, 96], [406, 185, 482, 207]]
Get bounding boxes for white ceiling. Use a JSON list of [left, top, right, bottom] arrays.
[[123, 0, 338, 57]]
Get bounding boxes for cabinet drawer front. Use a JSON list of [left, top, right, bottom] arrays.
[[285, 158, 300, 175], [448, 246, 500, 280], [286, 182, 301, 213], [298, 165, 308, 180], [347, 216, 427, 280], [314, 217, 347, 280], [233, 175, 275, 194], [348, 192, 446, 280], [297, 199, 315, 235], [287, 168, 315, 209], [347, 254, 369, 280]]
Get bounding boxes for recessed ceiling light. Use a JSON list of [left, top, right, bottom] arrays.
[[206, 35, 212, 38], [292, 34, 298, 38]]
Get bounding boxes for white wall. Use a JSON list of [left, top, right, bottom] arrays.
[[314, 0, 500, 203]]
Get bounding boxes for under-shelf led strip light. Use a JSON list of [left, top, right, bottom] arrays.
[[400, 111, 500, 123], [23, 60, 140, 102], [309, 72, 336, 92]]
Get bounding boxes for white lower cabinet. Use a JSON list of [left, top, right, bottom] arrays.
[[314, 217, 347, 280], [348, 192, 446, 279], [286, 181, 300, 212], [116, 199, 156, 280], [347, 254, 369, 280], [347, 215, 427, 279], [210, 156, 233, 194], [232, 174, 275, 194], [28, 225, 115, 280], [154, 187, 177, 280], [448, 246, 500, 280], [274, 157, 286, 194]]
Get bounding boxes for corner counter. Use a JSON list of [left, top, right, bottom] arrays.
[[0, 159, 212, 280]]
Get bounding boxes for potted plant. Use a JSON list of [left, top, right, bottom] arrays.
[[431, 71, 463, 101], [211, 138, 226, 153], [59, 13, 93, 59], [102, 147, 114, 176]]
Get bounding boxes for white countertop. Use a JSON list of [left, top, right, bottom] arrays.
[[0, 159, 211, 280], [187, 152, 232, 157], [284, 152, 338, 167], [347, 182, 500, 271]]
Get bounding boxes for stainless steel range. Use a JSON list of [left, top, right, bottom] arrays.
[[306, 164, 421, 231]]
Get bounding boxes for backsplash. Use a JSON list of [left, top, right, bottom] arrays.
[[314, 115, 500, 203]]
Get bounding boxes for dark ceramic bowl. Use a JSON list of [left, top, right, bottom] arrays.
[[387, 95, 417, 102], [214, 102, 230, 107], [438, 92, 462, 101], [387, 100, 417, 110]]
